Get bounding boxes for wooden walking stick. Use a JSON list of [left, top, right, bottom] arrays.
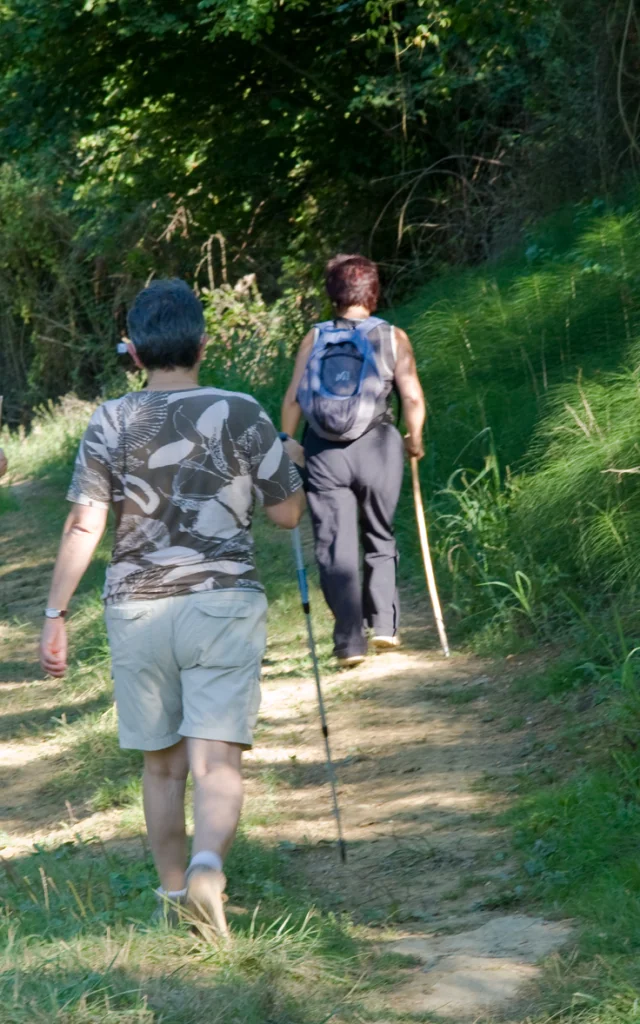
[[411, 457, 450, 658], [0, 396, 5, 479]]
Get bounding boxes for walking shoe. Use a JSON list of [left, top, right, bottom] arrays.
[[151, 887, 187, 928], [186, 866, 230, 942], [337, 654, 366, 668], [372, 635, 401, 651]]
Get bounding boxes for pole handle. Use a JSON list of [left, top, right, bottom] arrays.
[[411, 458, 450, 658]]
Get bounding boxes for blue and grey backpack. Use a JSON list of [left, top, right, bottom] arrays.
[[297, 316, 395, 442]]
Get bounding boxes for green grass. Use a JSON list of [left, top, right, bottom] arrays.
[[512, 657, 606, 701], [0, 831, 363, 1024], [1, 395, 96, 486], [472, 642, 640, 1022], [10, 194, 640, 1021], [392, 200, 640, 481], [0, 487, 18, 515], [388, 194, 640, 646]]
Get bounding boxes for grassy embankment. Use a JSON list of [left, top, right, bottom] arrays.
[[5, 195, 640, 1019]]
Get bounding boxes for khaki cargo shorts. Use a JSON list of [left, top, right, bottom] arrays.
[[105, 589, 268, 751]]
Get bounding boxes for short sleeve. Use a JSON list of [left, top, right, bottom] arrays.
[[249, 407, 302, 506], [67, 405, 114, 509]]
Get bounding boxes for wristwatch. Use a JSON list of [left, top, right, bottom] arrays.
[[44, 608, 67, 619]]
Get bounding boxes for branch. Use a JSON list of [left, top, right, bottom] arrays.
[[616, 0, 640, 165], [256, 40, 397, 139]]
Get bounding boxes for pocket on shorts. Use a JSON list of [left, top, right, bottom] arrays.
[[196, 601, 251, 620], [107, 606, 150, 620], [105, 604, 152, 667], [187, 599, 263, 670]]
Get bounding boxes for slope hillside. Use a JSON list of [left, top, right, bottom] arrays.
[[383, 197, 640, 642]]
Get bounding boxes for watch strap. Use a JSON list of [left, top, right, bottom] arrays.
[[44, 608, 67, 619]]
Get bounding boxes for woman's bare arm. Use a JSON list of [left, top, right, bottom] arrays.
[[39, 503, 108, 677], [394, 327, 426, 459], [281, 329, 315, 437]]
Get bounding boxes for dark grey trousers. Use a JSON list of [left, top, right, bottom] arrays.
[[304, 423, 405, 658]]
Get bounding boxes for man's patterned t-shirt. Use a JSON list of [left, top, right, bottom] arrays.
[[67, 387, 302, 604]]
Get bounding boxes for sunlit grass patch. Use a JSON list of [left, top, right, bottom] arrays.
[[0, 834, 365, 1024], [2, 395, 94, 485], [43, 705, 142, 809]]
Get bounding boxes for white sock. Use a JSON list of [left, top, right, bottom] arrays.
[[188, 850, 223, 874], [155, 886, 187, 900]]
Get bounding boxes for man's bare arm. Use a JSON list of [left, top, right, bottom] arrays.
[[394, 328, 426, 459]]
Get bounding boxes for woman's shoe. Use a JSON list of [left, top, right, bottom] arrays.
[[186, 866, 230, 942], [372, 635, 400, 651], [337, 654, 366, 668], [151, 887, 187, 928]]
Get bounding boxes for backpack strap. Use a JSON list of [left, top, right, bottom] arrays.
[[313, 316, 385, 335], [313, 319, 336, 333], [354, 316, 395, 376], [353, 315, 384, 336]]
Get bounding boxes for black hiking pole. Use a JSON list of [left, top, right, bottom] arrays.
[[290, 525, 347, 863]]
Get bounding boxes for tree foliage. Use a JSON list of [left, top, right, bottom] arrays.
[[0, 0, 638, 419]]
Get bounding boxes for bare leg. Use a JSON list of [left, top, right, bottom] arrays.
[[143, 740, 189, 892], [188, 738, 244, 860], [185, 739, 243, 939]]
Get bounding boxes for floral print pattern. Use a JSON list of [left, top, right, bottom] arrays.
[[67, 387, 301, 603]]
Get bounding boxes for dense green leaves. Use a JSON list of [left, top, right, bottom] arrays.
[[0, 0, 607, 281], [0, 0, 638, 422]]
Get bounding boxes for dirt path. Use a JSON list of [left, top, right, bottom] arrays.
[[250, 647, 571, 1019], [0, 491, 570, 1021]]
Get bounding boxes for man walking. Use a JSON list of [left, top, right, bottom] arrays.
[[39, 279, 304, 938], [281, 254, 425, 666]]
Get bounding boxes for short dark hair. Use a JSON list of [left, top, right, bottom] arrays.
[[325, 254, 380, 312], [127, 279, 205, 370]]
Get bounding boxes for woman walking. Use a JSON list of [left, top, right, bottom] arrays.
[[281, 254, 425, 665]]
